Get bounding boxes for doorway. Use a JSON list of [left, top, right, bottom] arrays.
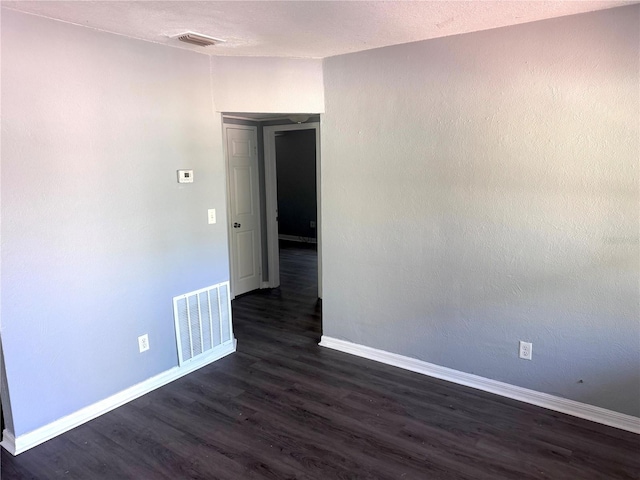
[[223, 115, 321, 300], [273, 129, 317, 244], [264, 122, 321, 298]]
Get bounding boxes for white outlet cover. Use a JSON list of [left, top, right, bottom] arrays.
[[519, 341, 532, 360], [208, 209, 216, 224], [138, 334, 150, 353]]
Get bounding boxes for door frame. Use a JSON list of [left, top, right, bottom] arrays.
[[263, 122, 322, 298], [223, 123, 262, 299]]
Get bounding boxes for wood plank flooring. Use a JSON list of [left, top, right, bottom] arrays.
[[3, 241, 639, 479]]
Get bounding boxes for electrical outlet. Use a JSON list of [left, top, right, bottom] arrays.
[[310, 221, 316, 228], [138, 334, 150, 353], [519, 341, 532, 360]]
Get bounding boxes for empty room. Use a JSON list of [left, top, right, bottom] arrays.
[[1, 1, 638, 478]]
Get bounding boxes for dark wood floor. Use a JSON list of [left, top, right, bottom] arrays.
[[3, 241, 639, 479]]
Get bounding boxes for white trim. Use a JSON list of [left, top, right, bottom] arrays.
[[1, 340, 237, 456], [278, 234, 317, 244], [263, 122, 322, 297], [319, 336, 640, 435], [263, 126, 279, 288]]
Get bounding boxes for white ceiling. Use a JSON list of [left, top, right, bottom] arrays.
[[2, 1, 635, 58]]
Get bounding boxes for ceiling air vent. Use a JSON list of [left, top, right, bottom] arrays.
[[175, 32, 224, 47]]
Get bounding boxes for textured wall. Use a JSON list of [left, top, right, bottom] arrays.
[[1, 11, 229, 436], [276, 130, 318, 239], [210, 56, 324, 113], [322, 6, 639, 416]]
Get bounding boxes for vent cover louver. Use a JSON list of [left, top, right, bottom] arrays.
[[173, 282, 233, 365], [175, 32, 224, 47]]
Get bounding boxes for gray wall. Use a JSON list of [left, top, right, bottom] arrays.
[[1, 11, 324, 441], [276, 130, 317, 239], [322, 6, 639, 417], [210, 57, 324, 113], [1, 11, 229, 436]]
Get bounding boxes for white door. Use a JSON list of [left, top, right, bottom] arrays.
[[225, 125, 262, 297]]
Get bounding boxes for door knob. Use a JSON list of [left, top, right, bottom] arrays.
[[233, 222, 241, 228]]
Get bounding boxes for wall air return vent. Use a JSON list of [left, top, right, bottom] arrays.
[[175, 32, 225, 47], [173, 281, 233, 366]]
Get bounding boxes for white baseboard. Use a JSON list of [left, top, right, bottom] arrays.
[[278, 234, 317, 244], [319, 336, 640, 435], [2, 340, 237, 456]]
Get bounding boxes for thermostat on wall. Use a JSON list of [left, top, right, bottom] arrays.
[[177, 169, 194, 183]]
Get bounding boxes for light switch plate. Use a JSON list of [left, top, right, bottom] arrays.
[[208, 209, 216, 224]]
